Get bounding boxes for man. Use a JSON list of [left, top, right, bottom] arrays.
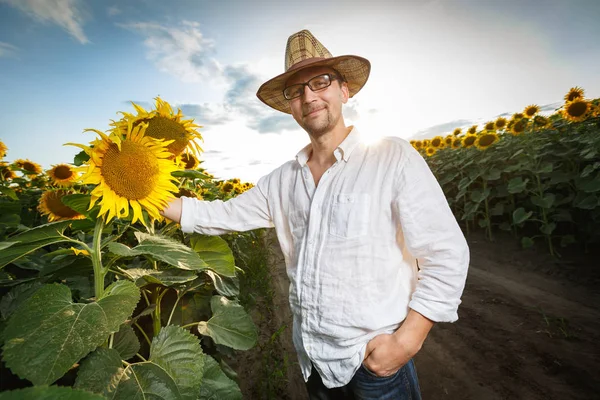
[[161, 30, 470, 399]]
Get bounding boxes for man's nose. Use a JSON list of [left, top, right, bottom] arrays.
[[302, 86, 318, 102]]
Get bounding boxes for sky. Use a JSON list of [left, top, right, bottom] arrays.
[[1, 0, 599, 182]]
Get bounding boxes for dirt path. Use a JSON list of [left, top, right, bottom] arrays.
[[242, 229, 600, 399]]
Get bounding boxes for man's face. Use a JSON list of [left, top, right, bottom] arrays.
[[286, 66, 349, 137]]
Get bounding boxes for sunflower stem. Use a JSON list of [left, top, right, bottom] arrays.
[[91, 217, 106, 299], [166, 292, 183, 326], [152, 288, 162, 336]]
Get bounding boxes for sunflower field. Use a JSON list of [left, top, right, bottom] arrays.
[[411, 87, 600, 257], [0, 98, 257, 399]]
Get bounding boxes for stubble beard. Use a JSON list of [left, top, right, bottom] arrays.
[[301, 107, 340, 138]]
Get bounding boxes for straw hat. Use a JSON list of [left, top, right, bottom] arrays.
[[256, 30, 371, 114]]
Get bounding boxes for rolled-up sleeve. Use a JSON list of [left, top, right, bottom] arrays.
[[394, 146, 470, 323], [180, 174, 274, 235]]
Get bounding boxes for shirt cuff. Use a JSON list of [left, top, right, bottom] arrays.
[[179, 196, 195, 234]]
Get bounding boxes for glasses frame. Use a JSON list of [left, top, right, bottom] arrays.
[[283, 73, 340, 100]]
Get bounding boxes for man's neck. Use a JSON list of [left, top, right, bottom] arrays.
[[308, 124, 352, 166]]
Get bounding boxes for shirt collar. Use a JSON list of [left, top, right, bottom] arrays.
[[295, 126, 362, 167]]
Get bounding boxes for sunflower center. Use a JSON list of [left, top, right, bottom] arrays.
[[54, 165, 73, 179], [464, 136, 476, 146], [567, 101, 587, 117], [513, 120, 527, 132], [23, 162, 37, 172], [143, 116, 190, 155], [46, 191, 81, 218], [479, 135, 495, 146], [101, 141, 160, 200]]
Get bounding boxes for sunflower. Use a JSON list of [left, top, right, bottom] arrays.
[[14, 159, 43, 175], [178, 153, 200, 170], [112, 97, 203, 157], [510, 118, 528, 135], [511, 112, 524, 120], [451, 138, 462, 149], [47, 164, 80, 186], [462, 134, 477, 148], [423, 139, 431, 147], [38, 190, 86, 222], [425, 147, 437, 157], [523, 105, 540, 119], [453, 128, 462, 136], [494, 117, 508, 130], [444, 135, 453, 146], [533, 115, 551, 129], [564, 87, 584, 103], [561, 98, 591, 122], [474, 132, 500, 150], [221, 182, 234, 193], [484, 121, 495, 131], [467, 125, 478, 135], [414, 140, 423, 149], [175, 187, 201, 199], [67, 121, 179, 223], [0, 162, 17, 180], [0, 140, 7, 159], [430, 136, 443, 148]]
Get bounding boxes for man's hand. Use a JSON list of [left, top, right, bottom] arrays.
[[160, 197, 183, 224], [362, 309, 434, 377]]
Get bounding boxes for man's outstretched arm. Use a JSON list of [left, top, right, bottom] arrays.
[[160, 197, 183, 224]]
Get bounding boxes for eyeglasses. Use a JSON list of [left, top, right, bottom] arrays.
[[283, 73, 340, 100]]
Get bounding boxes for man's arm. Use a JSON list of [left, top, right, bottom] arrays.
[[160, 197, 183, 224]]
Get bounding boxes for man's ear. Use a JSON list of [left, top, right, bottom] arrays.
[[341, 81, 350, 104]]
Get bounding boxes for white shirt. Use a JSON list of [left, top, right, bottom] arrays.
[[180, 127, 470, 388]]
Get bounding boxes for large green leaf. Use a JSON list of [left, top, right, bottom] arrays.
[[0, 281, 43, 320], [108, 233, 208, 271], [512, 208, 533, 225], [109, 362, 183, 400], [122, 268, 198, 287], [0, 385, 106, 400], [150, 325, 206, 400], [74, 347, 123, 396], [113, 324, 140, 360], [2, 281, 140, 385], [171, 170, 212, 180], [198, 296, 257, 350], [205, 270, 240, 297], [507, 177, 528, 194], [190, 235, 236, 277], [199, 356, 242, 400], [0, 221, 72, 269]]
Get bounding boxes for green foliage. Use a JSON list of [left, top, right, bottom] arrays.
[[198, 296, 258, 351]]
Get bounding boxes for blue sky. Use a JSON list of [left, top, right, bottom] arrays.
[[1, 0, 599, 182]]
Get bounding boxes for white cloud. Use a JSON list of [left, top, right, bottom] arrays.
[[0, 0, 89, 44], [0, 42, 18, 58], [119, 20, 221, 83]]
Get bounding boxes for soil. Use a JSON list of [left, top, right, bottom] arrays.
[[233, 229, 600, 400]]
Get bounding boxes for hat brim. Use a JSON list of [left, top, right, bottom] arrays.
[[256, 55, 371, 114]]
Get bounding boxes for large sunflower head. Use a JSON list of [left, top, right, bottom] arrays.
[[38, 189, 86, 222], [425, 147, 437, 157], [430, 136, 443, 148], [462, 134, 477, 148], [453, 128, 462, 136], [561, 98, 591, 122], [112, 97, 203, 157], [564, 87, 584, 103], [0, 162, 17, 180], [494, 117, 508, 130], [474, 132, 500, 150], [14, 159, 43, 175], [467, 125, 478, 135], [510, 118, 528, 135], [484, 121, 496, 132], [67, 121, 179, 223], [523, 105, 540, 119], [0, 140, 7, 159], [451, 138, 462, 149], [47, 164, 80, 186]]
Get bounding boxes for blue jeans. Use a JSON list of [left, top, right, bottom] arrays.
[[305, 359, 422, 400]]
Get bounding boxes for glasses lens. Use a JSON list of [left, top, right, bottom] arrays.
[[283, 84, 304, 100], [308, 74, 332, 91]]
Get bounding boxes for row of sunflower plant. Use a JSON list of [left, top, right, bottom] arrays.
[[410, 87, 600, 257], [0, 98, 257, 400]]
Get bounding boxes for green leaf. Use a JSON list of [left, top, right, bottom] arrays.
[[507, 177, 528, 194], [108, 233, 208, 271], [0, 186, 18, 200], [2, 281, 140, 385], [549, 171, 571, 185], [150, 325, 206, 400], [111, 362, 183, 399], [483, 168, 501, 181], [0, 385, 106, 400], [521, 237, 534, 249], [198, 296, 257, 350], [531, 193, 555, 209], [122, 268, 198, 287], [205, 270, 240, 297], [576, 173, 600, 193], [0, 281, 43, 320], [0, 221, 72, 269], [74, 347, 123, 396], [489, 202, 504, 216], [61, 194, 98, 218], [540, 222, 556, 235], [172, 170, 212, 180], [199, 356, 242, 400], [73, 150, 90, 166], [190, 235, 236, 277], [478, 219, 489, 228], [535, 162, 553, 174], [560, 235, 576, 247], [498, 222, 512, 231], [573, 193, 598, 210], [512, 208, 533, 225], [113, 324, 140, 360]]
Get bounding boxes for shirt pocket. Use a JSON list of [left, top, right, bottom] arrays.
[[328, 193, 371, 239]]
